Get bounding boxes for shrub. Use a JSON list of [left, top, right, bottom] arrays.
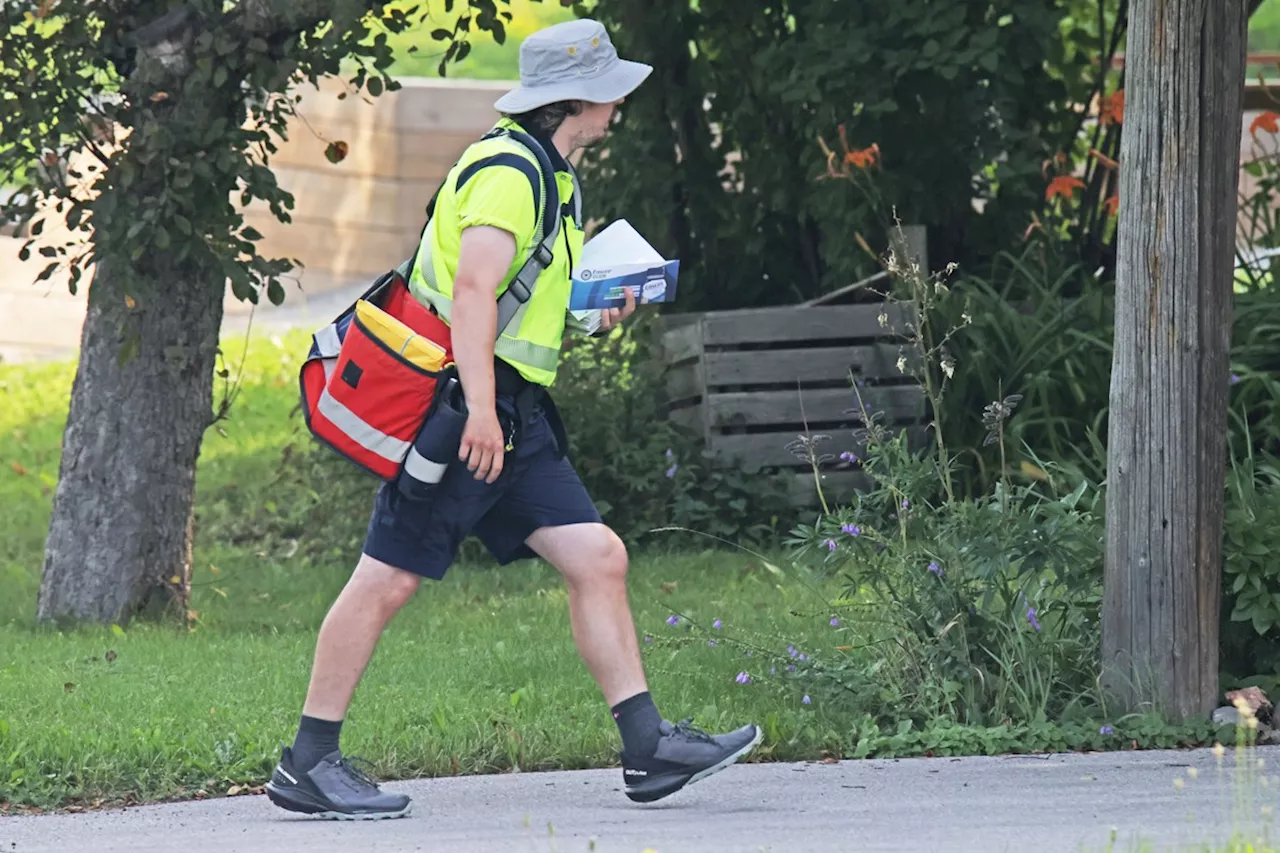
[[922, 250, 1280, 500], [215, 316, 796, 566], [1221, 446, 1280, 683], [770, 225, 1280, 726], [552, 314, 794, 548], [579, 0, 1108, 310], [935, 247, 1114, 496], [779, 233, 1107, 728]]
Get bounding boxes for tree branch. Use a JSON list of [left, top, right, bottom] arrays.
[[129, 5, 196, 48], [236, 0, 382, 40]]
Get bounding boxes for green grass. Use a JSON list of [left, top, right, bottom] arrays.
[[0, 551, 845, 810], [0, 331, 847, 810], [0, 329, 1263, 819]]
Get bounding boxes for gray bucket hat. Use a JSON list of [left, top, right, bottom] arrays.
[[494, 19, 652, 113]]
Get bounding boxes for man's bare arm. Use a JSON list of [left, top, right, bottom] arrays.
[[453, 225, 518, 482]]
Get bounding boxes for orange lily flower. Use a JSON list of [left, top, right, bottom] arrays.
[[1046, 175, 1086, 201], [1100, 89, 1124, 126], [1251, 111, 1280, 136], [844, 143, 879, 169]]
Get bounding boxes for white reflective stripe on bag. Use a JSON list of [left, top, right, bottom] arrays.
[[402, 446, 449, 485], [314, 323, 342, 358], [316, 389, 411, 463]]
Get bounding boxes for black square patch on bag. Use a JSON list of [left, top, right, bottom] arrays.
[[342, 360, 363, 388]]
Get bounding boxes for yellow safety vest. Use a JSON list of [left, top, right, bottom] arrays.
[[408, 118, 585, 387]]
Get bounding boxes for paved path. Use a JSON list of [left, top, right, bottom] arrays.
[[3, 747, 1277, 853], [0, 234, 368, 364]]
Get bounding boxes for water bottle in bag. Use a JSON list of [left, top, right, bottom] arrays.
[[397, 376, 468, 500]]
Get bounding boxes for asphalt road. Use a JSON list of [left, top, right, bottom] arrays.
[[3, 747, 1277, 853]]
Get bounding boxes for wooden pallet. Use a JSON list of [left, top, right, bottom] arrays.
[[658, 302, 929, 507]]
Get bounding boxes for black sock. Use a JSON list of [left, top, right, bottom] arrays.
[[612, 691, 662, 758], [291, 715, 343, 772]]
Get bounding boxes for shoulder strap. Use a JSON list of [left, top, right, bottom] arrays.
[[490, 128, 561, 337], [394, 127, 562, 342]]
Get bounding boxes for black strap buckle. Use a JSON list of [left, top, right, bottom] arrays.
[[532, 243, 554, 267], [507, 278, 532, 303]]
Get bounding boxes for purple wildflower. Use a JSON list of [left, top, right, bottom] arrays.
[[798, 653, 808, 661], [841, 523, 861, 536], [824, 538, 837, 552], [901, 498, 910, 509], [665, 463, 679, 479], [839, 451, 858, 463], [643, 635, 652, 644], [667, 615, 679, 626], [735, 671, 751, 685], [788, 646, 799, 658], [770, 667, 776, 675], [708, 640, 718, 647], [829, 617, 840, 627], [712, 619, 722, 630], [787, 664, 796, 672], [665, 448, 674, 459], [1026, 607, 1041, 632], [1100, 725, 1113, 735], [928, 561, 943, 577], [1230, 374, 1241, 385], [802, 695, 812, 705]]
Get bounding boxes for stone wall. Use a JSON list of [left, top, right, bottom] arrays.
[[0, 77, 516, 362], [242, 76, 513, 295]]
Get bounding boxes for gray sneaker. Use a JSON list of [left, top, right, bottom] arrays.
[[620, 718, 763, 803], [264, 747, 412, 820]]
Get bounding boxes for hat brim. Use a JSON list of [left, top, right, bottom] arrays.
[[493, 59, 653, 113]]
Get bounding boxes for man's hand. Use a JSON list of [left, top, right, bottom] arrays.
[[459, 407, 506, 483], [597, 283, 637, 332]]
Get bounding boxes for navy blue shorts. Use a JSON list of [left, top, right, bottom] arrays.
[[362, 395, 602, 579]]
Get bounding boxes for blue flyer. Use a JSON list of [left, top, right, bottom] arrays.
[[568, 219, 681, 313], [569, 260, 681, 310]]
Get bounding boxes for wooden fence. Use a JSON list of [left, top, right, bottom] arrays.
[[658, 302, 930, 507]]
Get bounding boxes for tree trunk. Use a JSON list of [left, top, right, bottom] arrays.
[[1102, 0, 1247, 719], [36, 254, 224, 625]]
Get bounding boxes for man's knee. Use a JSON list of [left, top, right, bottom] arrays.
[[345, 553, 422, 613], [590, 528, 629, 585]]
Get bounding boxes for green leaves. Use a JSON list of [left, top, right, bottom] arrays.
[[0, 0, 531, 312]]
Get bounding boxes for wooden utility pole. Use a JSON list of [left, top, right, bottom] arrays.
[[1102, 0, 1248, 719]]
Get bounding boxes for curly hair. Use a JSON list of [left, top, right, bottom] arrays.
[[505, 100, 584, 135]]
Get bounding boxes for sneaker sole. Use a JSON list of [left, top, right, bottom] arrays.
[[265, 780, 412, 821], [625, 724, 764, 804]]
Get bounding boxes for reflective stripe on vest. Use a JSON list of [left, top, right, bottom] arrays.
[[409, 281, 560, 373], [316, 388, 410, 462]]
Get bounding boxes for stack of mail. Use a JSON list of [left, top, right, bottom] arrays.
[[568, 220, 680, 335]]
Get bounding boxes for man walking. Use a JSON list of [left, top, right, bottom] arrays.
[[265, 18, 762, 820]]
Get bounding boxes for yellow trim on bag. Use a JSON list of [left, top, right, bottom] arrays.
[[353, 299, 448, 373]]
